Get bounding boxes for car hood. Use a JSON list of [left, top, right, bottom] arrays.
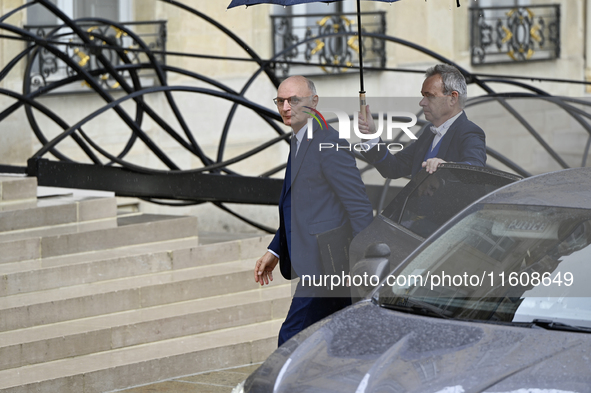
[[251, 301, 591, 393]]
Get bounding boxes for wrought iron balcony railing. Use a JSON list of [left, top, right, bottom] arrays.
[[24, 20, 167, 94], [470, 4, 560, 66], [271, 11, 386, 78]]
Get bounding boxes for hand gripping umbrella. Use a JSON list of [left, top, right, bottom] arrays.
[[227, 0, 403, 120]]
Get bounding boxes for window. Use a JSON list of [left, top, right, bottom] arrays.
[[470, 0, 559, 65], [24, 0, 165, 94], [27, 0, 133, 24], [270, 3, 385, 79], [382, 167, 520, 239], [271, 2, 350, 17], [476, 0, 529, 6]]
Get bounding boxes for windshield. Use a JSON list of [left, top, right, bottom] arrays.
[[376, 204, 591, 328]]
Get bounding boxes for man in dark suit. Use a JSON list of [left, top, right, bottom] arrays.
[[358, 64, 486, 177], [255, 76, 373, 346]]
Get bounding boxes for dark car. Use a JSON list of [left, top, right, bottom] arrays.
[[234, 166, 591, 393]]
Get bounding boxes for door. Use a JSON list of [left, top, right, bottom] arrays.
[[349, 165, 521, 299]]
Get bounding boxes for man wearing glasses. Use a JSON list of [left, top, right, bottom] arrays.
[[254, 75, 373, 346], [358, 63, 486, 177]]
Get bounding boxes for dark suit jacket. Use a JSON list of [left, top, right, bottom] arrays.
[[269, 122, 373, 282], [362, 111, 486, 179]]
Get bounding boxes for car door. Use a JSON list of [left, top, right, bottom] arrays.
[[349, 164, 521, 299]]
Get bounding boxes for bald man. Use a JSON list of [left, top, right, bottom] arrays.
[[255, 76, 373, 346]]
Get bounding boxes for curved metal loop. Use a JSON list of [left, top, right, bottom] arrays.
[[32, 85, 284, 175], [1, 1, 590, 233]]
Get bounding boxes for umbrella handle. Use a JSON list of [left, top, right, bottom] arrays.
[[359, 92, 367, 121]]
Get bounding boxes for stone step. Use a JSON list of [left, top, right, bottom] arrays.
[[0, 235, 272, 296], [0, 176, 37, 203], [0, 214, 117, 244], [0, 284, 291, 371], [0, 174, 283, 393], [0, 258, 286, 332], [0, 213, 198, 264], [0, 319, 283, 393], [0, 237, 197, 296], [0, 195, 116, 234]]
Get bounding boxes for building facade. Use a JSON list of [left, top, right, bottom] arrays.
[[0, 0, 589, 232]]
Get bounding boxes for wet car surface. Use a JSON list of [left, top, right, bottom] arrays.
[[235, 166, 591, 393]]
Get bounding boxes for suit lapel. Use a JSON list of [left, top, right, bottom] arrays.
[[436, 111, 466, 159], [286, 122, 315, 192], [413, 128, 435, 169]]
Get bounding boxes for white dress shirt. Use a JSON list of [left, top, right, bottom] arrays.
[[293, 124, 307, 156], [429, 111, 463, 151]]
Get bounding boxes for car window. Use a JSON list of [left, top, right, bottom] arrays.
[[381, 166, 520, 238], [377, 204, 591, 327]]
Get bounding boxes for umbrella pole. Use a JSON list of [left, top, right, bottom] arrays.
[[356, 0, 367, 121]]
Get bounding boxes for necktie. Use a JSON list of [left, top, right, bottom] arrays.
[[292, 134, 300, 157], [284, 135, 295, 187], [291, 134, 298, 154]]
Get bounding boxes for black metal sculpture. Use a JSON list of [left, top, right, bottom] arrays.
[[0, 0, 590, 232]]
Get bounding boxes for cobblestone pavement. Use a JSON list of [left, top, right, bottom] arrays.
[[110, 364, 260, 392]]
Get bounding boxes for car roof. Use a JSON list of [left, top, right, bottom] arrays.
[[480, 167, 591, 209]]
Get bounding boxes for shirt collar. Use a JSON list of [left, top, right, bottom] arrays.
[[430, 111, 463, 137], [293, 124, 307, 144]]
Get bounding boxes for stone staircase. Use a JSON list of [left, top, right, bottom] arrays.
[[0, 175, 290, 393]]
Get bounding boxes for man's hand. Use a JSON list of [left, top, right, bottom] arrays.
[[357, 105, 377, 136], [422, 157, 446, 174], [254, 251, 279, 286]]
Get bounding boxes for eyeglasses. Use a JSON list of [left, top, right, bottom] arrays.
[[273, 95, 313, 107]]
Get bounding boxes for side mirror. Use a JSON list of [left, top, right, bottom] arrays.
[[350, 243, 391, 300], [365, 242, 391, 258]]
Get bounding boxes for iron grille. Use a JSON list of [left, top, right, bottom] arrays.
[[24, 20, 167, 94], [271, 11, 386, 78], [470, 4, 560, 66]]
